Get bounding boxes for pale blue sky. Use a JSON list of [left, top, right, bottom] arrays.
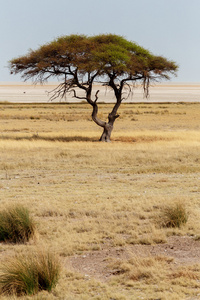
[[1, 0, 200, 82]]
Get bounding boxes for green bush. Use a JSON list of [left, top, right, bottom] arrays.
[[0, 250, 61, 296], [162, 202, 188, 228], [0, 204, 36, 243]]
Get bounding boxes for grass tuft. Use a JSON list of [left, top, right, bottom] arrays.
[[0, 204, 36, 243], [36, 250, 61, 292], [161, 202, 188, 228], [0, 250, 61, 296]]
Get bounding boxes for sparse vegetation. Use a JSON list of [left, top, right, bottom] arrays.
[[0, 205, 36, 243], [0, 250, 60, 296], [0, 102, 200, 299], [107, 255, 200, 298]]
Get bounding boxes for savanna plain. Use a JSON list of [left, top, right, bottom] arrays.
[[0, 101, 200, 299]]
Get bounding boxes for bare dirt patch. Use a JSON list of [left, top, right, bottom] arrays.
[[66, 236, 200, 282]]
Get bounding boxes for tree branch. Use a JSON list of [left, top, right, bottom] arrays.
[[94, 90, 100, 103], [90, 90, 106, 128], [71, 89, 87, 100]]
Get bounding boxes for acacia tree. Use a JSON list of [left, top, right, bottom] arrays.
[[10, 34, 178, 141]]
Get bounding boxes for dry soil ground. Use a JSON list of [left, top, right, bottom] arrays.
[[0, 102, 200, 299]]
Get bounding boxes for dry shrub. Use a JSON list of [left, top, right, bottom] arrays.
[[0, 204, 36, 243], [169, 268, 200, 280], [0, 250, 61, 296], [161, 202, 188, 228], [108, 255, 172, 284]]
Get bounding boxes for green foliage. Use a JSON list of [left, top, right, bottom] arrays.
[[0, 204, 36, 243], [0, 250, 60, 296], [10, 33, 178, 84], [161, 203, 188, 228]]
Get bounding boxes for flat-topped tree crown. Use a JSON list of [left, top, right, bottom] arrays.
[[10, 34, 178, 142]]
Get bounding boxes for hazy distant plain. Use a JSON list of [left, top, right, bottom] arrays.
[[0, 83, 200, 103]]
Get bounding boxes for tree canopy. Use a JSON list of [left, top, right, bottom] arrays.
[[10, 34, 178, 141]]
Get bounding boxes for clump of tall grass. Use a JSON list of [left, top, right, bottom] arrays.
[[161, 202, 188, 228], [0, 204, 36, 243], [0, 250, 61, 296]]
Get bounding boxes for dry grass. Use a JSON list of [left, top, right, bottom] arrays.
[[107, 255, 200, 299], [0, 102, 200, 299]]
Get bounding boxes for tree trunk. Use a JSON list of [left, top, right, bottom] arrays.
[[99, 113, 119, 142], [89, 91, 120, 142], [99, 123, 113, 142]]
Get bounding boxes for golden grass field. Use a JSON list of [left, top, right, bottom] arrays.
[[0, 102, 200, 299]]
